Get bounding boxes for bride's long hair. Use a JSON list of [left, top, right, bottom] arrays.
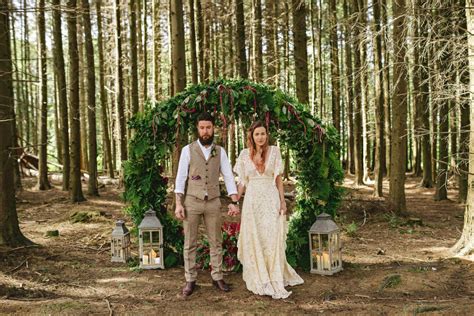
[[247, 121, 269, 174]]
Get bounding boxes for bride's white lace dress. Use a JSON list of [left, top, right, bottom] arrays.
[[234, 145, 304, 299]]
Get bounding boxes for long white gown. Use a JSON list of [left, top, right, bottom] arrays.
[[234, 145, 304, 299]]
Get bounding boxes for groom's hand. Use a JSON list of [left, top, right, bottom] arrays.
[[227, 204, 240, 217], [175, 204, 185, 220]]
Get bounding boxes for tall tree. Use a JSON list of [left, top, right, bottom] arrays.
[[189, 0, 198, 84], [451, 0, 474, 257], [235, 0, 248, 78], [153, 0, 162, 100], [389, 0, 408, 213], [171, 0, 187, 93], [114, 0, 127, 166], [67, 0, 86, 202], [458, 0, 469, 203], [0, 0, 32, 246], [129, 0, 139, 115], [352, 0, 364, 185], [417, 0, 433, 188], [37, 0, 51, 190], [292, 0, 309, 104], [373, 0, 385, 197], [96, 1, 114, 179], [329, 0, 341, 135], [252, 0, 263, 81], [264, 0, 276, 85], [344, 0, 355, 174], [52, 0, 70, 191], [82, 0, 98, 196]]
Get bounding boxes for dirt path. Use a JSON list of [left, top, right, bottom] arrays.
[[1, 175, 473, 314]]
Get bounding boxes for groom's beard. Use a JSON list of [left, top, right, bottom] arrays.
[[199, 134, 214, 146]]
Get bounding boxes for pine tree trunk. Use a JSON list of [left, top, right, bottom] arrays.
[[344, 0, 355, 174], [129, 0, 139, 115], [381, 1, 391, 177], [114, 0, 127, 168], [451, 0, 474, 256], [67, 0, 85, 202], [82, 0, 98, 196], [189, 0, 198, 84], [95, 1, 114, 179], [171, 0, 187, 93], [329, 0, 341, 135], [373, 0, 385, 197], [37, 0, 51, 190], [418, 0, 433, 188], [352, 0, 364, 185], [264, 0, 276, 85], [252, 0, 263, 81], [389, 0, 408, 214], [458, 0, 469, 203], [292, 0, 309, 104], [153, 0, 162, 100], [235, 0, 248, 79], [412, 2, 423, 178], [52, 0, 70, 190]]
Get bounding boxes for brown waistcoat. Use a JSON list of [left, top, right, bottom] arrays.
[[186, 141, 221, 200]]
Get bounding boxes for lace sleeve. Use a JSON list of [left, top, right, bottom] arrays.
[[274, 146, 284, 181], [234, 149, 248, 186]]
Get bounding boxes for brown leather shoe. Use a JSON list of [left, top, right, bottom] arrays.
[[212, 279, 230, 292], [182, 281, 196, 297]]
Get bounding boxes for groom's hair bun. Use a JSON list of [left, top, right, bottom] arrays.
[[197, 112, 215, 125]]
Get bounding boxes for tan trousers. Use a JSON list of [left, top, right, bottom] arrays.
[[183, 195, 223, 282]]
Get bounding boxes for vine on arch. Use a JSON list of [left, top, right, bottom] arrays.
[[124, 79, 344, 270]]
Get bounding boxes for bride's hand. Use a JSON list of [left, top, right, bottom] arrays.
[[280, 200, 287, 215]]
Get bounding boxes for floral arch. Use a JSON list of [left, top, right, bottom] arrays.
[[124, 79, 344, 270]]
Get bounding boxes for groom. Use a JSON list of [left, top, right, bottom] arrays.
[[174, 112, 240, 297]]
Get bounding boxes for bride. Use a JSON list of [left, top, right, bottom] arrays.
[[233, 121, 304, 299]]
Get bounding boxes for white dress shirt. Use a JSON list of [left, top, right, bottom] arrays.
[[174, 140, 238, 196]]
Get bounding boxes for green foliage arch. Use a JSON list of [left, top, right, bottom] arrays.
[[124, 79, 344, 270]]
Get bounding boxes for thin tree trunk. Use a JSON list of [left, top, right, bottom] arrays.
[[0, 0, 32, 246], [129, 0, 139, 115], [265, 0, 276, 85], [96, 1, 114, 179], [381, 0, 391, 176], [389, 0, 408, 214], [329, 0, 341, 135], [82, 0, 98, 196], [292, 0, 309, 104], [252, 0, 263, 81], [189, 0, 198, 84], [153, 0, 162, 100], [344, 0, 355, 174], [373, 0, 385, 197], [418, 0, 433, 188], [37, 0, 51, 190], [235, 0, 248, 79], [67, 0, 86, 202], [52, 0, 70, 190], [353, 0, 364, 185]]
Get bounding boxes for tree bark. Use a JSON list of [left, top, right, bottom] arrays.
[[389, 0, 408, 214], [171, 0, 187, 93], [0, 0, 32, 246], [67, 0, 85, 202], [37, 0, 51, 190], [451, 0, 474, 256], [264, 0, 276, 85], [153, 0, 162, 100], [235, 0, 248, 79], [381, 0, 391, 176], [292, 0, 309, 104], [189, 0, 198, 84], [329, 0, 341, 135], [344, 0, 355, 174], [52, 0, 70, 190], [252, 0, 263, 81], [82, 0, 98, 196], [352, 0, 364, 185], [373, 0, 385, 197], [114, 0, 127, 166], [129, 0, 139, 115]]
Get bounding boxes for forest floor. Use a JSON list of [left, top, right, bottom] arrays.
[[1, 174, 473, 315]]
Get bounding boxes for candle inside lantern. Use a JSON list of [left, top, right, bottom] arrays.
[[322, 252, 330, 269], [143, 254, 149, 265]]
